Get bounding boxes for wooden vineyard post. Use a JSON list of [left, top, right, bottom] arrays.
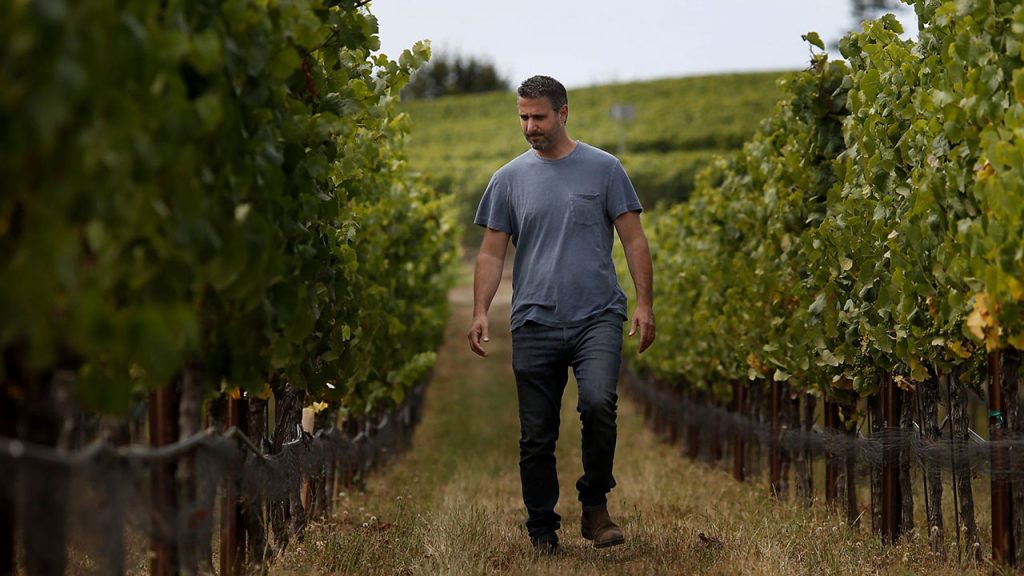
[[686, 390, 701, 460], [242, 398, 268, 567], [733, 381, 745, 482], [793, 393, 813, 502], [1005, 349, 1024, 567], [770, 379, 781, 497], [0, 377, 14, 576], [898, 389, 915, 535], [0, 479, 10, 576], [236, 397, 250, 565], [221, 396, 245, 576], [844, 408, 859, 528], [668, 387, 681, 445], [881, 373, 902, 542], [301, 406, 316, 512], [642, 382, 653, 427], [920, 375, 945, 553], [149, 387, 179, 576], [780, 384, 792, 499], [989, 351, 1014, 566], [343, 416, 358, 488], [653, 381, 666, 438], [176, 370, 203, 575], [824, 401, 839, 505], [709, 396, 723, 464]]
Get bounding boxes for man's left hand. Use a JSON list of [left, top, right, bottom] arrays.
[[628, 306, 655, 354]]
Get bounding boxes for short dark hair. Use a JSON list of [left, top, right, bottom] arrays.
[[517, 75, 568, 111]]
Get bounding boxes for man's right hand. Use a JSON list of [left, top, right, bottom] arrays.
[[468, 227, 507, 354], [469, 228, 510, 358], [467, 314, 490, 357]]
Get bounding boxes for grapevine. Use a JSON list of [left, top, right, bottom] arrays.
[[0, 0, 458, 416]]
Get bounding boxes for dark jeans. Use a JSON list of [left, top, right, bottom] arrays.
[[511, 311, 623, 543]]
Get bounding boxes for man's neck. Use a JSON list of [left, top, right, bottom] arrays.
[[535, 137, 577, 160]]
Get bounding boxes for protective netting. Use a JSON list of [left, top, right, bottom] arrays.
[[622, 373, 1024, 482], [0, 383, 426, 574]]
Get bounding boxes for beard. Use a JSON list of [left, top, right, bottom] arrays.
[[525, 132, 552, 151]]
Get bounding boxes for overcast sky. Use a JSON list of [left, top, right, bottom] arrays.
[[369, 0, 918, 89]]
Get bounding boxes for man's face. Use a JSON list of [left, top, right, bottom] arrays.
[[518, 96, 567, 152]]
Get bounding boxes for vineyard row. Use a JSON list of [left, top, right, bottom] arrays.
[[621, 0, 1024, 565], [2, 2, 457, 574]]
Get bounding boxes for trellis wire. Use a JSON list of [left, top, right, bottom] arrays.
[[623, 374, 1024, 482], [0, 382, 427, 574]]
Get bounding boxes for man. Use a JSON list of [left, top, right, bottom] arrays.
[[467, 75, 655, 555]]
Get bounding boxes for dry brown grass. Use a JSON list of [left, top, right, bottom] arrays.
[[271, 273, 1001, 576]]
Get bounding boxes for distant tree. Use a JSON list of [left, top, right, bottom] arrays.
[[850, 0, 905, 26], [831, 0, 910, 49], [401, 53, 510, 100]]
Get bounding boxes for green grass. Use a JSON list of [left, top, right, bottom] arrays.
[[399, 72, 786, 248], [269, 270, 1000, 576]]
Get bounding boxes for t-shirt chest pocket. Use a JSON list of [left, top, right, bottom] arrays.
[[569, 192, 604, 226]]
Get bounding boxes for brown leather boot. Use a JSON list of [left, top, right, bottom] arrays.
[[581, 509, 625, 548], [532, 538, 562, 556]]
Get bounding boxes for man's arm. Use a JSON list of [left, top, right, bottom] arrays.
[[468, 228, 511, 357], [614, 210, 655, 354]]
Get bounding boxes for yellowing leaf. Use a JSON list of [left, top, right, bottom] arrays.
[[965, 312, 991, 349], [976, 159, 995, 181], [254, 383, 273, 401], [746, 352, 767, 375], [946, 340, 973, 359], [966, 292, 992, 341], [909, 358, 929, 382], [1008, 333, 1024, 351], [831, 377, 854, 390], [311, 401, 329, 414], [967, 292, 1003, 351], [227, 387, 241, 400], [1007, 277, 1024, 301], [894, 374, 916, 393]]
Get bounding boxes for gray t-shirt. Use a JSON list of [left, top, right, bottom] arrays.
[[475, 141, 643, 331]]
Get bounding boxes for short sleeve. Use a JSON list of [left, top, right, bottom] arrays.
[[474, 173, 514, 233], [606, 160, 643, 220]]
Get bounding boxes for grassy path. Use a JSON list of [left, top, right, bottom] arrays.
[[272, 274, 991, 575]]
